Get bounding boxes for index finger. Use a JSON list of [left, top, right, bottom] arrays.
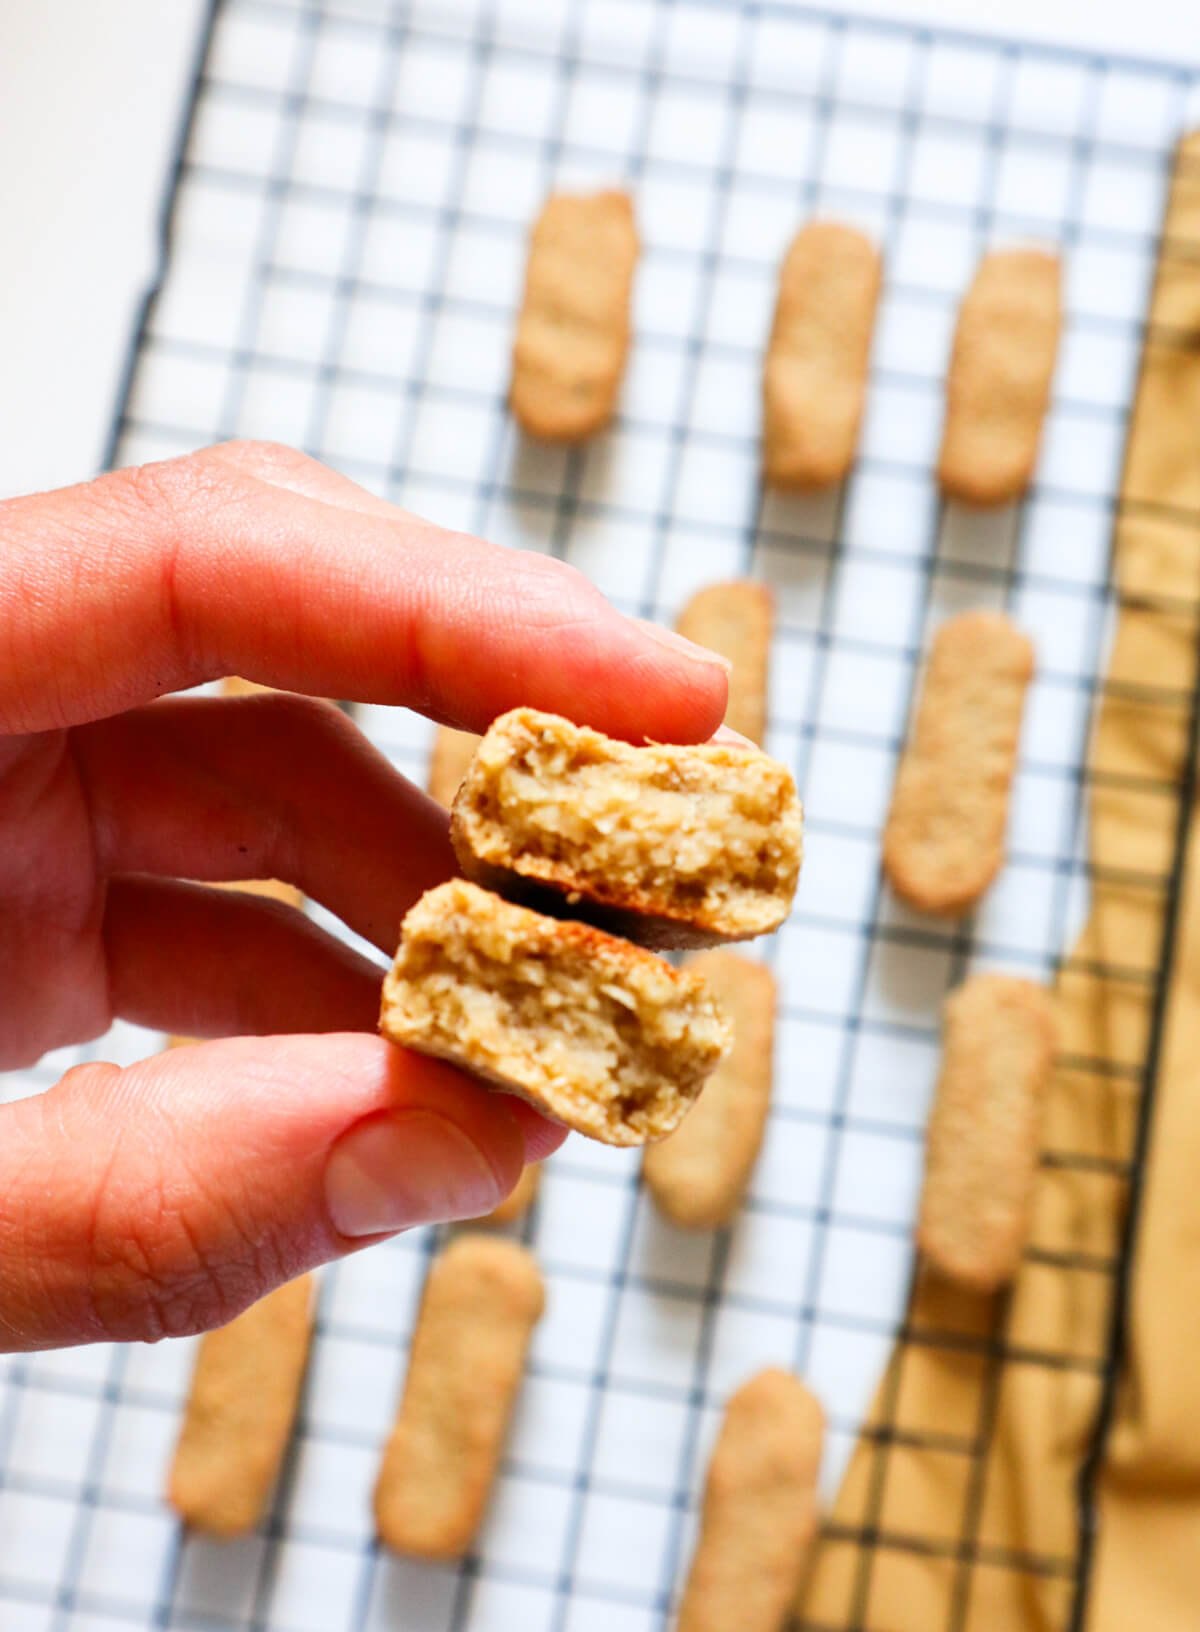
[[0, 441, 729, 740]]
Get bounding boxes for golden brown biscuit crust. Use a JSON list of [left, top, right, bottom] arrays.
[[380, 879, 731, 1146], [450, 708, 802, 949], [167, 1275, 315, 1537], [938, 249, 1062, 505], [374, 1236, 544, 1558], [883, 610, 1034, 916], [675, 582, 773, 747], [763, 221, 882, 490], [677, 1368, 824, 1632], [510, 190, 638, 441], [642, 951, 775, 1228], [917, 974, 1057, 1290]]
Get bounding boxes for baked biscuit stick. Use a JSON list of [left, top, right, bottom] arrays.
[[918, 974, 1057, 1289], [883, 610, 1034, 916], [167, 1273, 315, 1536], [428, 725, 482, 810], [763, 221, 882, 490], [677, 1369, 824, 1632], [938, 249, 1061, 505], [477, 1161, 541, 1226], [675, 582, 773, 746], [643, 951, 775, 1228], [510, 190, 638, 440], [375, 1236, 544, 1558]]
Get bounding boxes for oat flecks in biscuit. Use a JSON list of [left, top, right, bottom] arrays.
[[374, 1236, 544, 1558], [763, 222, 882, 491], [883, 610, 1034, 916], [918, 975, 1057, 1291], [510, 190, 638, 441], [167, 1275, 315, 1537], [938, 249, 1062, 506], [428, 725, 482, 809], [676, 1368, 824, 1632], [380, 880, 730, 1146], [477, 1161, 541, 1226], [676, 582, 773, 747], [451, 708, 802, 949], [643, 951, 775, 1229]]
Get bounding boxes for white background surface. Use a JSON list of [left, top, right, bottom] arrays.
[[1, 1, 1193, 1628], [0, 1, 208, 499], [1, 0, 1198, 500]]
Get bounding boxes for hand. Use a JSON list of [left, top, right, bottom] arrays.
[[0, 440, 729, 1351]]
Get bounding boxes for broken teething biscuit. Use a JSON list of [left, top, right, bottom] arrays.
[[451, 708, 802, 949], [918, 974, 1057, 1290], [763, 222, 882, 490], [428, 725, 482, 809], [676, 582, 773, 746], [883, 611, 1033, 916], [643, 951, 775, 1228], [510, 190, 638, 441], [374, 1236, 543, 1558], [380, 880, 731, 1146], [938, 249, 1061, 505], [477, 1161, 541, 1226], [676, 1368, 824, 1632], [167, 1274, 315, 1536]]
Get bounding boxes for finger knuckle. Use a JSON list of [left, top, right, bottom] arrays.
[[212, 438, 318, 483], [83, 1124, 275, 1343], [103, 454, 205, 525]]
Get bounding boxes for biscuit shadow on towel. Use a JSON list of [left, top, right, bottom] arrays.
[[496, 431, 609, 555], [370, 1553, 460, 1630], [861, 919, 960, 1034], [633, 1185, 724, 1288], [755, 486, 845, 614], [935, 500, 1021, 613]]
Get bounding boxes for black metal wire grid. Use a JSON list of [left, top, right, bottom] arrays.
[[2, 1, 1199, 1628]]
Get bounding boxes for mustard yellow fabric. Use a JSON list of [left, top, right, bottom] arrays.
[[800, 132, 1200, 1631]]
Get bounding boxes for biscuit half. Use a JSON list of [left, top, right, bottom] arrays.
[[918, 974, 1057, 1290], [510, 190, 638, 441], [450, 708, 802, 949], [379, 879, 731, 1146], [883, 610, 1033, 916]]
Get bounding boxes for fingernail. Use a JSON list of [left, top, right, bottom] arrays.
[[325, 1110, 504, 1238], [712, 723, 756, 748], [634, 618, 732, 674]]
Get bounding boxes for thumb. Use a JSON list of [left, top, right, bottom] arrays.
[[0, 1034, 563, 1351]]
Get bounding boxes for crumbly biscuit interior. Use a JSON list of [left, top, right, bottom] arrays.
[[462, 718, 800, 924], [386, 898, 726, 1140]]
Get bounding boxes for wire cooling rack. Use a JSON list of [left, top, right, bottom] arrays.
[[3, 1, 1200, 1628]]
